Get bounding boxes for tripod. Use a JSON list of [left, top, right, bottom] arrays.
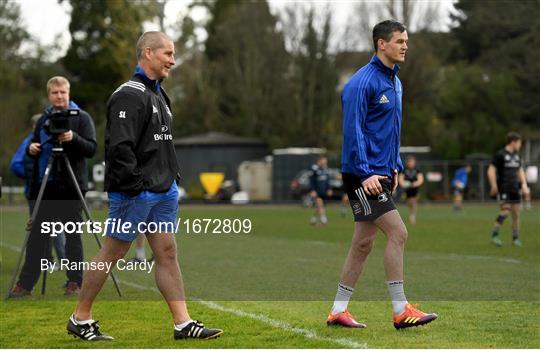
[[6, 141, 122, 298]]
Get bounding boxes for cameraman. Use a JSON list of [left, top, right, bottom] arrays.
[[9, 76, 97, 297]]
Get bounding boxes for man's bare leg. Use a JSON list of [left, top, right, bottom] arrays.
[[133, 234, 146, 260], [510, 203, 522, 245], [407, 197, 417, 224], [146, 232, 190, 324], [330, 221, 378, 317], [374, 210, 407, 282], [453, 192, 463, 211], [316, 197, 328, 224], [374, 209, 437, 328], [74, 237, 132, 320], [340, 221, 379, 286], [492, 203, 510, 246], [374, 210, 408, 315]]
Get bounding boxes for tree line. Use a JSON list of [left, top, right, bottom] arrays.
[[1, 0, 539, 180]]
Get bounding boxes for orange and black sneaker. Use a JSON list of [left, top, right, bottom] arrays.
[[393, 303, 437, 330], [327, 310, 367, 328]]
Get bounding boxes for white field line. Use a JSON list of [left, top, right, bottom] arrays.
[[447, 253, 522, 264], [193, 298, 367, 349], [1, 241, 24, 253], [0, 241, 367, 348], [307, 240, 525, 265]]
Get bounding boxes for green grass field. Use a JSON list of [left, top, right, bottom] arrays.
[[1, 203, 539, 348]]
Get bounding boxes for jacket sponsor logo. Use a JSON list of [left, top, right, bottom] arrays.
[[154, 125, 172, 141], [379, 95, 390, 104], [378, 193, 388, 202], [118, 111, 126, 118], [154, 133, 172, 141]]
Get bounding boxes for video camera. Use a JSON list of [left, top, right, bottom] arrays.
[[43, 109, 79, 135]]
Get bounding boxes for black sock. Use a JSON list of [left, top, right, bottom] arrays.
[[512, 229, 519, 240]]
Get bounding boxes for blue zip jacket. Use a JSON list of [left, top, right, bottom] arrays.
[[341, 55, 404, 180], [10, 133, 35, 199], [10, 133, 32, 179], [452, 167, 469, 187]]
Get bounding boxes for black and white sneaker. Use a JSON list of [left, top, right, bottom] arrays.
[[174, 320, 223, 340], [67, 315, 114, 341]]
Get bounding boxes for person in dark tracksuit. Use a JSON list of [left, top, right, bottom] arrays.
[[309, 156, 332, 225], [487, 132, 528, 247], [398, 156, 424, 224], [327, 20, 437, 330], [68, 31, 222, 341], [9, 77, 96, 297]]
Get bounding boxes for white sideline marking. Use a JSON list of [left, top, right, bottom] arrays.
[[114, 279, 367, 348], [448, 253, 521, 265], [194, 299, 367, 349], [1, 242, 23, 252]]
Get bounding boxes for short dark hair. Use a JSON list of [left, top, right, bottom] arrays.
[[506, 131, 521, 144], [372, 20, 406, 52]]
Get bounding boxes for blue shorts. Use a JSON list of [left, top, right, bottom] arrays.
[[106, 182, 179, 242]]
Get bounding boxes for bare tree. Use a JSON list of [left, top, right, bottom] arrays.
[[341, 0, 445, 51]]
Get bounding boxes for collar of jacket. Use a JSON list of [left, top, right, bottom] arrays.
[[370, 54, 400, 76], [45, 100, 80, 115], [134, 65, 161, 92]]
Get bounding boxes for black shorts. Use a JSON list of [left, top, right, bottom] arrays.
[[405, 187, 419, 198], [314, 191, 329, 200], [453, 186, 464, 196], [342, 173, 396, 222], [497, 192, 521, 204]]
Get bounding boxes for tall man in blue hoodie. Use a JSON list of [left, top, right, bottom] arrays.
[[326, 20, 437, 330]]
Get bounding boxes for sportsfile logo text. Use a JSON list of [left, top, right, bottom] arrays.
[[40, 218, 253, 237]]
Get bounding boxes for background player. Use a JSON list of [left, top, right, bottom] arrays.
[[309, 156, 332, 225], [487, 132, 528, 247], [398, 156, 424, 224], [452, 164, 472, 211]]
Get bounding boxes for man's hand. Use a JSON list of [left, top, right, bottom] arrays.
[[58, 130, 73, 143], [490, 186, 498, 197], [392, 170, 398, 192], [29, 143, 41, 156], [362, 175, 387, 195]]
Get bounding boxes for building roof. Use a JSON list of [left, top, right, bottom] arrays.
[[174, 132, 266, 146]]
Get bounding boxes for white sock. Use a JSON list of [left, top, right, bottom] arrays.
[[387, 281, 408, 314], [331, 283, 354, 314], [174, 319, 193, 331], [136, 247, 145, 260], [71, 314, 94, 325]]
